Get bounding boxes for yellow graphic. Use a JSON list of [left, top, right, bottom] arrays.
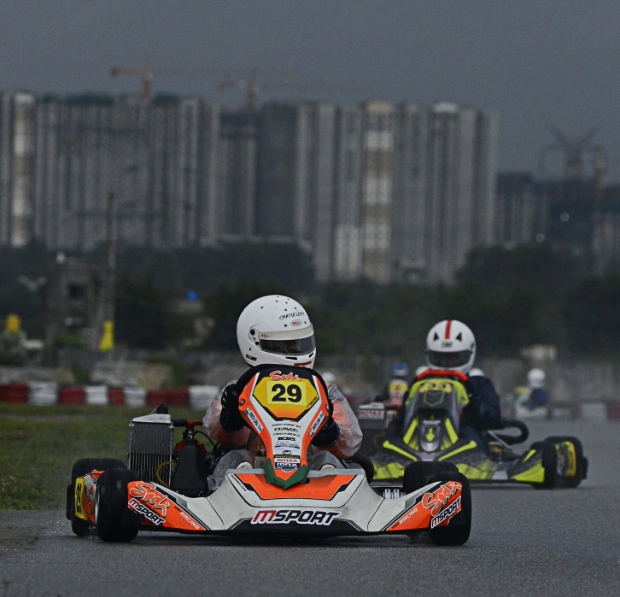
[[99, 320, 114, 352], [253, 376, 318, 420], [425, 427, 436, 442], [74, 478, 86, 520], [407, 378, 469, 410], [5, 313, 21, 333], [266, 380, 308, 407]]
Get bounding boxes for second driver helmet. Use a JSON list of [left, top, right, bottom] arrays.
[[236, 295, 316, 368], [426, 319, 476, 375]]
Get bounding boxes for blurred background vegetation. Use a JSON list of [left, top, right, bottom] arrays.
[[2, 241, 620, 361]]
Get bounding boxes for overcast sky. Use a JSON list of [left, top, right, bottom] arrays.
[[2, 1, 619, 179]]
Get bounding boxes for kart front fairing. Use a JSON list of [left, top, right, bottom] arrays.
[[123, 468, 465, 537]]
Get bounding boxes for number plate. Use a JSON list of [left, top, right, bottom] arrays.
[[266, 380, 308, 406]]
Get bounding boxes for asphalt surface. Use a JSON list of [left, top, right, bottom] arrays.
[[1, 420, 619, 597]]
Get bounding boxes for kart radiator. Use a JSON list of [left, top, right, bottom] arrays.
[[128, 414, 175, 484]]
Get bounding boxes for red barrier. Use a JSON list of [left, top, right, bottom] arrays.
[[146, 390, 167, 407], [59, 387, 86, 405], [166, 389, 190, 407], [146, 389, 190, 407], [606, 402, 620, 420], [0, 383, 28, 403], [107, 387, 125, 406]]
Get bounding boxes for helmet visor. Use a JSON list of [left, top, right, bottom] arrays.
[[427, 350, 473, 369], [260, 335, 315, 356]]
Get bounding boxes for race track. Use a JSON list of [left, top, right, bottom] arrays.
[[1, 420, 619, 597]]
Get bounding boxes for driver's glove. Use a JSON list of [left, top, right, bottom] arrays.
[[219, 383, 245, 432], [311, 418, 340, 448]]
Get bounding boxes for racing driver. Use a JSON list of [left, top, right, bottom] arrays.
[[203, 294, 362, 490], [386, 319, 502, 452]]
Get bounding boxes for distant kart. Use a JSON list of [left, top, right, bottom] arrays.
[[368, 370, 588, 490], [67, 366, 472, 545]]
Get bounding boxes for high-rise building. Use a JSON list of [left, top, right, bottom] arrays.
[[0, 92, 37, 247], [422, 103, 499, 283], [391, 103, 427, 282], [218, 109, 258, 240], [333, 106, 363, 281]]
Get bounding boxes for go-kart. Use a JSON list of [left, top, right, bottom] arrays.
[[369, 370, 588, 489], [66, 366, 472, 545]]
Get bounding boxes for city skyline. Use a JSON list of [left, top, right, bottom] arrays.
[[1, 2, 618, 181]]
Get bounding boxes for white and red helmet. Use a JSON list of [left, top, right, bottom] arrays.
[[236, 295, 316, 368], [426, 320, 476, 375]]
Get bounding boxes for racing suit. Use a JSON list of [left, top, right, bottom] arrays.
[[385, 373, 502, 452], [203, 370, 363, 489]]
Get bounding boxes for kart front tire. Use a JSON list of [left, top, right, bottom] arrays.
[[403, 462, 459, 494], [544, 435, 587, 488], [96, 468, 139, 543], [68, 458, 127, 537], [426, 471, 472, 547], [531, 441, 558, 489]]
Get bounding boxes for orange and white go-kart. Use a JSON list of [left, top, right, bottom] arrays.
[[67, 366, 472, 546]]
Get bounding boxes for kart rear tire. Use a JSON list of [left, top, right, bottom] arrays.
[[347, 452, 375, 483], [544, 436, 587, 488], [403, 462, 459, 494], [530, 441, 557, 489], [68, 458, 127, 537], [96, 468, 139, 543], [426, 471, 472, 547]]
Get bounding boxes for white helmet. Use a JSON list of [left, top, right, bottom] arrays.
[[236, 295, 316, 368], [426, 320, 476, 375], [322, 371, 336, 385], [527, 368, 545, 389]]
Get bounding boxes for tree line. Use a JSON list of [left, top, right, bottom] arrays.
[[0, 242, 619, 359]]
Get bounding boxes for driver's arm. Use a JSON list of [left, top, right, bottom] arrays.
[[202, 383, 251, 448], [321, 385, 363, 459]]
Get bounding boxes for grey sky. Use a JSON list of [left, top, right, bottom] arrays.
[[2, 1, 619, 179]]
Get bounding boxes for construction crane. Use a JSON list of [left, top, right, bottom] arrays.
[[109, 54, 299, 102], [539, 126, 602, 179], [217, 77, 368, 110]]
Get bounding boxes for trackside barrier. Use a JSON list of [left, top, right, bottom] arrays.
[[59, 387, 86, 405], [108, 387, 125, 406], [189, 385, 219, 410], [123, 386, 146, 408], [146, 389, 190, 407], [85, 385, 108, 406], [606, 402, 620, 420], [28, 382, 59, 406], [0, 383, 28, 403]]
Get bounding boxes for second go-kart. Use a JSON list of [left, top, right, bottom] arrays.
[[370, 370, 588, 489], [67, 366, 472, 545]]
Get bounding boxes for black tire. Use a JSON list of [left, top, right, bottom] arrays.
[[96, 468, 139, 543], [426, 471, 472, 547], [68, 458, 126, 537], [347, 452, 375, 483], [530, 441, 557, 489], [544, 435, 587, 488], [403, 462, 459, 494]]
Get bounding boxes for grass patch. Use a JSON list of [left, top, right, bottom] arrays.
[[0, 403, 205, 510]]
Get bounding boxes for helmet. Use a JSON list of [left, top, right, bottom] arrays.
[[527, 368, 545, 389], [469, 368, 485, 377], [322, 371, 336, 385], [392, 362, 409, 378], [415, 365, 429, 377], [236, 295, 316, 368], [426, 320, 476, 375]]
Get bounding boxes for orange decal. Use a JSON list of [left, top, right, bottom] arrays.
[[421, 481, 461, 516], [127, 481, 207, 532], [129, 482, 171, 515]]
